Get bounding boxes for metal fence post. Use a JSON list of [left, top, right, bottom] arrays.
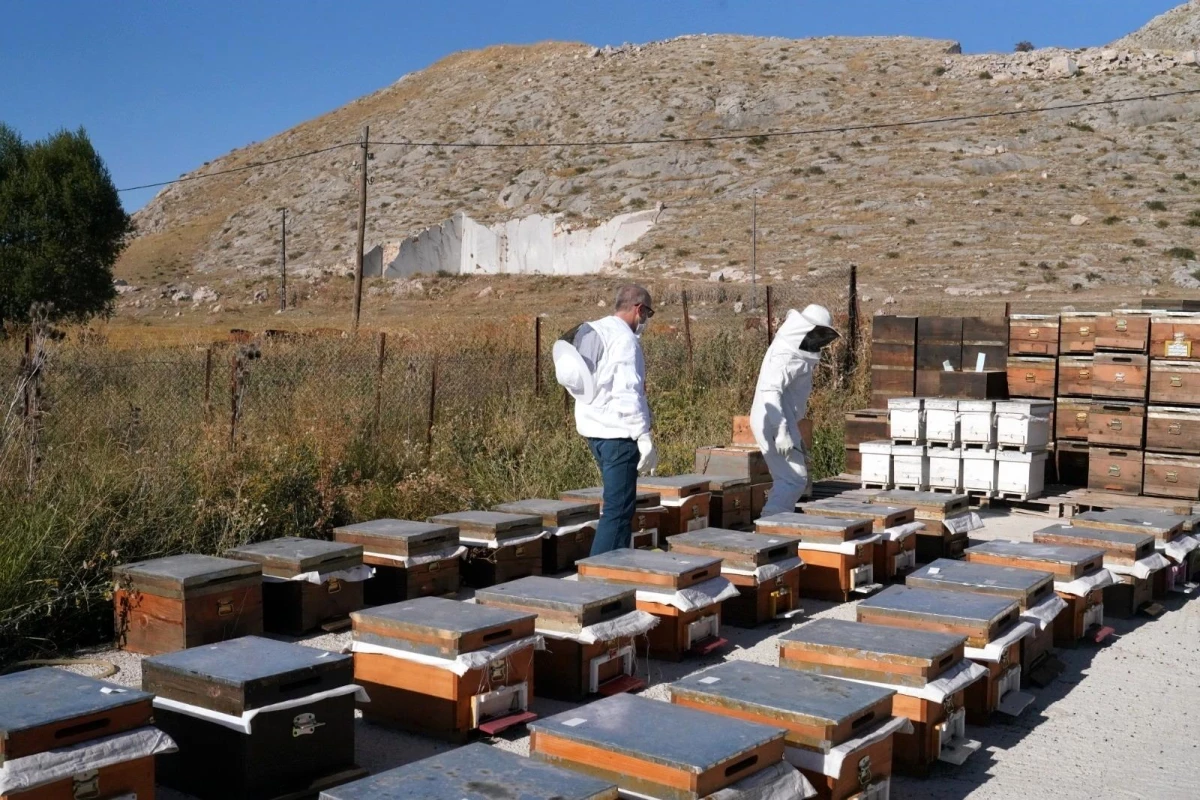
[[681, 290, 694, 383], [534, 316, 542, 395], [229, 351, 240, 451], [426, 356, 438, 462], [846, 264, 859, 376], [765, 286, 775, 346], [374, 332, 387, 437], [203, 347, 213, 421]]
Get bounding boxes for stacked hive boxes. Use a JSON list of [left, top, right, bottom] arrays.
[[1145, 312, 1200, 500], [1087, 310, 1153, 495], [870, 315, 918, 410], [1054, 311, 1102, 485]]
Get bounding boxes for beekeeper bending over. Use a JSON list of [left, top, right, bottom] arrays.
[[553, 284, 658, 555], [750, 304, 840, 517]]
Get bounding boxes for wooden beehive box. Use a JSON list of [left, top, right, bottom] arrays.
[[530, 694, 787, 800], [0, 669, 159, 800], [225, 537, 364, 636], [1150, 314, 1200, 361], [1095, 310, 1151, 353], [670, 473, 753, 530], [1088, 447, 1144, 495], [1143, 453, 1200, 501], [964, 540, 1107, 645], [1146, 406, 1200, 455], [1059, 311, 1105, 354], [1056, 398, 1090, 441], [916, 317, 964, 396], [494, 499, 600, 574], [577, 549, 726, 660], [1087, 402, 1146, 450], [112, 554, 263, 655], [1033, 524, 1155, 566], [351, 597, 538, 740], [475, 576, 643, 701], [1006, 356, 1057, 399], [667, 528, 801, 627], [559, 487, 663, 549], [638, 475, 712, 536], [144, 636, 361, 800], [1092, 353, 1149, 401], [872, 490, 969, 519], [907, 559, 1055, 610], [962, 317, 1009, 372], [1055, 439, 1091, 486], [846, 409, 890, 473], [939, 371, 1008, 401], [694, 446, 771, 483], [320, 743, 619, 800], [777, 619, 978, 775], [669, 661, 897, 799], [430, 511, 544, 588], [1149, 360, 1200, 405], [799, 499, 917, 531], [856, 585, 1020, 649], [1074, 508, 1184, 542], [333, 519, 460, 605], [1008, 315, 1060, 357], [870, 315, 918, 409], [1057, 355, 1094, 397], [756, 514, 878, 602]]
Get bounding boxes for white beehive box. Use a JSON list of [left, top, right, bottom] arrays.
[[928, 448, 964, 491], [888, 398, 925, 443], [995, 400, 1053, 451], [995, 450, 1048, 500], [891, 445, 930, 490], [924, 399, 960, 445], [959, 401, 997, 448], [860, 441, 894, 487], [962, 449, 998, 496]]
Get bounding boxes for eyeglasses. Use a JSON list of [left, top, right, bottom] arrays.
[[639, 304, 655, 319]]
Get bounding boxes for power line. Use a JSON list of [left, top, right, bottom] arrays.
[[117, 88, 1200, 193], [117, 142, 357, 192]]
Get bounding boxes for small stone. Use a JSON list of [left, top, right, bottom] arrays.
[[1049, 56, 1079, 77], [733, 301, 745, 314], [1070, 214, 1089, 226], [883, 296, 896, 306], [477, 286, 493, 299]]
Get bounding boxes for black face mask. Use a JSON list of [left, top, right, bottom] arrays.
[[800, 326, 839, 353]]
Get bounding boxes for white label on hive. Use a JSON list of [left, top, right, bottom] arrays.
[[699, 676, 722, 684], [1167, 340, 1192, 358], [562, 717, 588, 727]]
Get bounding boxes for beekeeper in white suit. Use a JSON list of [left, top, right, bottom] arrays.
[[750, 304, 840, 518], [553, 284, 658, 555]]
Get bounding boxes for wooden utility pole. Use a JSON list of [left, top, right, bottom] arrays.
[[278, 209, 287, 312], [751, 193, 758, 309], [352, 125, 369, 332]]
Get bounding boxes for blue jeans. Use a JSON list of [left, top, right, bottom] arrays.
[[587, 437, 640, 556]]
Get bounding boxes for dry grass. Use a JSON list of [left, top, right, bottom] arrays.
[[0, 323, 870, 664]]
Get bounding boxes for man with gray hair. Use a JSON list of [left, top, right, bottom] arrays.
[[553, 284, 658, 555]]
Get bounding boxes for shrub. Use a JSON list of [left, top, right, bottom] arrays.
[[1146, 200, 1168, 211], [978, 71, 993, 80], [1166, 247, 1197, 260], [1103, 216, 1122, 225], [1015, 41, 1035, 52]]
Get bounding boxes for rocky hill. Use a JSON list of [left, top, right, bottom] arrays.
[[1111, 0, 1200, 51], [117, 4, 1200, 326]]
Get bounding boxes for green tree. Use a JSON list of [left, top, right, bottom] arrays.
[[0, 124, 131, 328]]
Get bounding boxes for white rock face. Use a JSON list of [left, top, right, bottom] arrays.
[[365, 208, 659, 279], [193, 286, 219, 304], [1070, 214, 1090, 226], [1048, 56, 1079, 77]]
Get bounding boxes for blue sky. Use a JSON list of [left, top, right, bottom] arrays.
[[0, 0, 1179, 211]]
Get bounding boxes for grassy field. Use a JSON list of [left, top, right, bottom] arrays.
[[0, 321, 868, 665]]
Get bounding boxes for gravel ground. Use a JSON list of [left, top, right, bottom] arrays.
[[68, 507, 1198, 799]]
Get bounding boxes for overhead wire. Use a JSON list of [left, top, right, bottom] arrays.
[[116, 87, 1200, 193]]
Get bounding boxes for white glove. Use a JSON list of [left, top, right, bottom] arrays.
[[637, 433, 659, 475], [773, 427, 796, 457]]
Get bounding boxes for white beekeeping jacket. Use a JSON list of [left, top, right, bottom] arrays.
[[571, 315, 652, 441], [749, 309, 821, 452]]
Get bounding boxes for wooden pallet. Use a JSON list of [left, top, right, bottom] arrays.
[[1061, 489, 1200, 516], [891, 439, 925, 447], [812, 475, 869, 500], [962, 442, 996, 451], [926, 440, 960, 449], [997, 443, 1050, 454]]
